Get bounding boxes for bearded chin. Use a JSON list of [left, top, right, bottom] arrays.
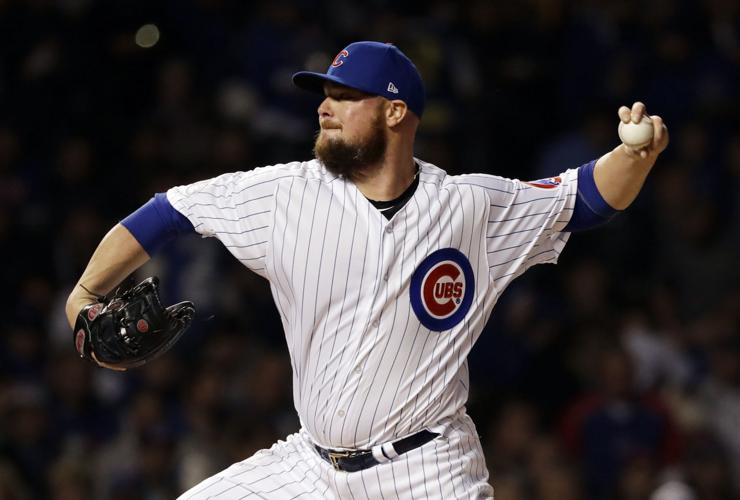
[[313, 122, 387, 179]]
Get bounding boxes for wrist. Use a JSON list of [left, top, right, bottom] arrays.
[[614, 144, 657, 169], [65, 293, 97, 329]]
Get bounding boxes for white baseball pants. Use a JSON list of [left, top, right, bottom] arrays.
[[177, 414, 493, 499]]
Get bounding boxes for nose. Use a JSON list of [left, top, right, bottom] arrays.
[[318, 97, 332, 118]]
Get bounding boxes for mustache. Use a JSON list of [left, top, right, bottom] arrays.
[[319, 120, 341, 129]]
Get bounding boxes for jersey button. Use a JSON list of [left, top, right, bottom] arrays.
[[354, 367, 361, 374], [371, 320, 379, 328], [385, 225, 393, 233], [337, 410, 345, 417], [383, 273, 389, 282]]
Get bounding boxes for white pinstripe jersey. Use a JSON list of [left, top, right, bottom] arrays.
[[167, 158, 578, 450]]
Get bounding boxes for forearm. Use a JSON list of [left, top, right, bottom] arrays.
[[65, 223, 150, 327], [593, 144, 656, 210]]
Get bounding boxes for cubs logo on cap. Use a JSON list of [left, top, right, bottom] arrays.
[[410, 248, 475, 331]]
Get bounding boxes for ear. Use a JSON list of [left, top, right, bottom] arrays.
[[385, 100, 408, 127]]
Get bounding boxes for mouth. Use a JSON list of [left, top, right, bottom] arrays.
[[320, 121, 341, 130]]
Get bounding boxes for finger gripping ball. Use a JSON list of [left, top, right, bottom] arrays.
[[618, 116, 653, 149]]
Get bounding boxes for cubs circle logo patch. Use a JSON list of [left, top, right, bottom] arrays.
[[410, 248, 475, 331]]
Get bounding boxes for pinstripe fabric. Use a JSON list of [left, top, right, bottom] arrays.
[[177, 414, 493, 499], [168, 158, 578, 498]]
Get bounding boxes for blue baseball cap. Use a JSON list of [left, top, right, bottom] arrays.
[[292, 41, 425, 118]]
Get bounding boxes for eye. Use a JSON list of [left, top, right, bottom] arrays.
[[327, 89, 363, 101]]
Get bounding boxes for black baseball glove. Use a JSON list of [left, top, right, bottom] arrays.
[[73, 277, 195, 369]]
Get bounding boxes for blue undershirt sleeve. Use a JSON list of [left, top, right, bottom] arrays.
[[564, 160, 620, 232], [120, 192, 195, 255]]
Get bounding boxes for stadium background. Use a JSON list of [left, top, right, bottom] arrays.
[[1, 0, 739, 499]]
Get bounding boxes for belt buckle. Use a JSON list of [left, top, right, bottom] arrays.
[[327, 450, 351, 471]]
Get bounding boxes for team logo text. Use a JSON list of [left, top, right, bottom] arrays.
[[410, 248, 475, 331]]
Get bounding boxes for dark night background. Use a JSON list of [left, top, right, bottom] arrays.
[[1, 1, 739, 499]]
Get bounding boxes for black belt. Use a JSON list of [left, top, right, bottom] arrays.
[[314, 430, 439, 472]]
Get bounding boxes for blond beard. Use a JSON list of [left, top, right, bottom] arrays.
[[313, 114, 387, 179]]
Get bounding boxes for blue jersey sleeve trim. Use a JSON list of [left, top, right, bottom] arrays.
[[564, 160, 620, 232], [121, 193, 195, 255]]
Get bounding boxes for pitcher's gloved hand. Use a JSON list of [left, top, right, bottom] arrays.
[[73, 277, 195, 370]]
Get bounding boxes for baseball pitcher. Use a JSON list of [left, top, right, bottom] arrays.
[[66, 41, 668, 499]]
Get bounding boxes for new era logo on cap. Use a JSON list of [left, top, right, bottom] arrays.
[[292, 41, 425, 117]]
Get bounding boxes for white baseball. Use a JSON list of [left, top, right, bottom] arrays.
[[618, 115, 654, 149]]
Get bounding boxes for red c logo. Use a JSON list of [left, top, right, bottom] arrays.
[[331, 50, 349, 67], [422, 262, 465, 318]]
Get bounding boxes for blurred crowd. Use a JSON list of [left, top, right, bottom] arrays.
[[1, 0, 739, 499]]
